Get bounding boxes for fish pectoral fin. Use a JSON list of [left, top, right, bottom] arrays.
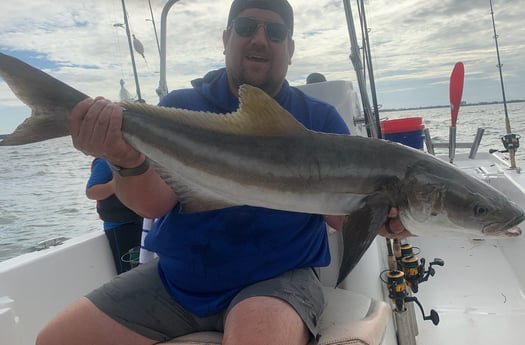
[[169, 179, 238, 214], [152, 162, 238, 214], [336, 194, 390, 286], [178, 196, 237, 214]]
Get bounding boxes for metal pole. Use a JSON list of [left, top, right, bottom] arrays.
[[120, 0, 144, 102], [156, 0, 180, 101]]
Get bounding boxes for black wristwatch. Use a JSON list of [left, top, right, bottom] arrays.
[[109, 158, 150, 177]]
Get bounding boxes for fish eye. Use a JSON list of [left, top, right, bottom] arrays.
[[474, 205, 489, 216]]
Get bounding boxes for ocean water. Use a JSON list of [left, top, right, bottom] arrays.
[[0, 138, 100, 262], [0, 102, 524, 262], [382, 102, 525, 163]]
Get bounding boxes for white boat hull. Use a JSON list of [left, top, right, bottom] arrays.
[[0, 231, 115, 345]]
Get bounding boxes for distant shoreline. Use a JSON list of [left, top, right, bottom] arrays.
[[381, 99, 525, 112]]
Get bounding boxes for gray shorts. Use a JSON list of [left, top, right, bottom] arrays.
[[86, 259, 325, 342]]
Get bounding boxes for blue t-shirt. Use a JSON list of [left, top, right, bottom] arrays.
[[87, 158, 136, 230], [87, 158, 113, 188], [145, 69, 350, 317], [87, 158, 118, 230]]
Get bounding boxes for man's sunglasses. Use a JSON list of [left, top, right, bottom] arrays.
[[230, 17, 290, 43]]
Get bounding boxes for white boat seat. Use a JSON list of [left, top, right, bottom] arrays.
[[160, 286, 391, 345]]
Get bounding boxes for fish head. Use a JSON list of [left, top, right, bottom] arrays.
[[399, 159, 525, 238]]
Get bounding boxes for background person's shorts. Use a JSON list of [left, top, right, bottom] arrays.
[[86, 259, 325, 342]]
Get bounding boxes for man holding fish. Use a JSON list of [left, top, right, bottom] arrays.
[[36, 1, 407, 344]]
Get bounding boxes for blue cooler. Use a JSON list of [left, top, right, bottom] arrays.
[[381, 117, 425, 150]]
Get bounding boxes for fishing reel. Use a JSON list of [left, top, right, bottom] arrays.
[[395, 242, 445, 293], [501, 133, 520, 151], [400, 255, 445, 293], [381, 270, 440, 326]]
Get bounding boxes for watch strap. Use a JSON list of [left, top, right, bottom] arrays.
[[109, 158, 150, 177]]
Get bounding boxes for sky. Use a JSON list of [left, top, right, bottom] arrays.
[[0, 0, 524, 134]]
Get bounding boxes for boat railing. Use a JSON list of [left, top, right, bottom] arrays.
[[424, 127, 485, 159]]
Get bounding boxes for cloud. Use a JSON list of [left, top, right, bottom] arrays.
[[0, 0, 523, 133]]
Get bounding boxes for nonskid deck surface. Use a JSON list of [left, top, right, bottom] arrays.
[[410, 236, 525, 344]]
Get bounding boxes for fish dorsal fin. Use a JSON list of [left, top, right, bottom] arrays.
[[121, 84, 308, 137], [234, 84, 308, 136]]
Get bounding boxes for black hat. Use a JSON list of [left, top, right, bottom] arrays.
[[227, 0, 294, 36]]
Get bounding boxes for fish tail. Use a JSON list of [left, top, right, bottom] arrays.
[[0, 53, 89, 146]]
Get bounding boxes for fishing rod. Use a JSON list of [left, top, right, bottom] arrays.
[[490, 0, 509, 128], [489, 0, 518, 168], [343, 0, 380, 139], [147, 0, 161, 57], [356, 0, 381, 136], [120, 0, 144, 103]]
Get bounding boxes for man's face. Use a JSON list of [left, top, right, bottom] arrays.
[[223, 8, 295, 97]]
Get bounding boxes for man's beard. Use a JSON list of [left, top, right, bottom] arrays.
[[233, 68, 277, 96]]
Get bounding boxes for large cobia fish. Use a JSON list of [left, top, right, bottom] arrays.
[[1, 52, 524, 285]]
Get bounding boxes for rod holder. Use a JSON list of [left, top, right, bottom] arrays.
[[469, 128, 485, 159], [424, 128, 435, 155], [449, 126, 456, 163]]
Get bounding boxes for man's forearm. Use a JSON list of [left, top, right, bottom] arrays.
[[114, 167, 178, 218]]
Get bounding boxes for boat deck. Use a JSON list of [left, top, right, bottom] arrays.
[[412, 236, 525, 344], [412, 152, 525, 344]]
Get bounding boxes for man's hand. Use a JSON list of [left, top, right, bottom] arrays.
[[378, 208, 413, 238], [325, 207, 412, 239], [69, 97, 142, 167]]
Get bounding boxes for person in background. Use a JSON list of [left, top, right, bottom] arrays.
[[86, 157, 143, 274], [306, 72, 327, 84], [37, 1, 410, 344]]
